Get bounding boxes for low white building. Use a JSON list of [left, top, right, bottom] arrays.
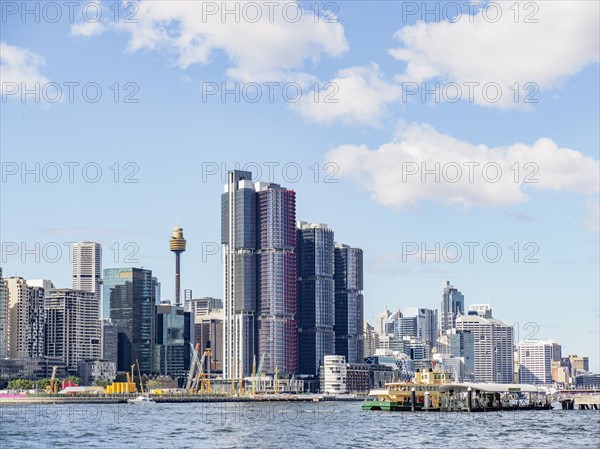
[[323, 355, 347, 394]]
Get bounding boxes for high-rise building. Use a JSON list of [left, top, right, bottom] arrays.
[[103, 268, 156, 373], [221, 170, 297, 377], [518, 340, 554, 384], [376, 309, 391, 336], [72, 242, 102, 312], [44, 289, 101, 374], [0, 268, 7, 358], [155, 302, 186, 377], [402, 307, 438, 350], [456, 313, 514, 383], [448, 329, 475, 381], [256, 182, 297, 375], [296, 222, 335, 376], [334, 243, 364, 364], [5, 277, 29, 358], [101, 319, 118, 366], [441, 281, 464, 333], [363, 322, 379, 357], [222, 170, 258, 379], [27, 285, 46, 358]]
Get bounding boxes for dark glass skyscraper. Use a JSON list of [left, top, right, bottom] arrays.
[[334, 243, 364, 364], [103, 268, 156, 373], [296, 222, 335, 376]]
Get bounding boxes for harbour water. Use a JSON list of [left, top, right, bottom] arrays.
[[1, 401, 598, 448]]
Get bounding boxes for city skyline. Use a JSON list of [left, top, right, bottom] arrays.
[[2, 1, 598, 373]]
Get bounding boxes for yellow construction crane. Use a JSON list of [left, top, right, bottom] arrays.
[[187, 342, 213, 394]]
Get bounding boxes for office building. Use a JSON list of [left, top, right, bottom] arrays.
[[569, 354, 589, 374], [518, 340, 554, 384], [44, 289, 101, 374], [72, 242, 102, 312], [155, 302, 186, 377], [0, 268, 7, 358], [101, 319, 118, 366], [441, 281, 464, 333], [103, 268, 156, 373], [455, 313, 514, 383], [5, 277, 29, 358], [296, 222, 335, 376], [364, 322, 379, 357], [334, 243, 364, 364], [402, 307, 438, 349]]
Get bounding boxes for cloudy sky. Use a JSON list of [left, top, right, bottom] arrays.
[[1, 1, 598, 369]]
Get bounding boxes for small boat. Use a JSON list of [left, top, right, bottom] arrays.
[[128, 393, 155, 404]]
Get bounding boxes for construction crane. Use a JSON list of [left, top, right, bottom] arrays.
[[274, 366, 279, 395], [186, 343, 201, 390], [252, 353, 266, 394], [187, 341, 212, 394], [136, 359, 144, 394], [45, 366, 58, 394]]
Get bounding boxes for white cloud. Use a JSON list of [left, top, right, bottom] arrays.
[[326, 122, 599, 210], [293, 64, 401, 126], [0, 42, 49, 95], [70, 21, 106, 37], [100, 0, 348, 83], [389, 1, 600, 108]]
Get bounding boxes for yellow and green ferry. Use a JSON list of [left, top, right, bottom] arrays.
[[362, 369, 453, 411]]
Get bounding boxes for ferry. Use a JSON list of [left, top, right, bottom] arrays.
[[362, 369, 452, 411]]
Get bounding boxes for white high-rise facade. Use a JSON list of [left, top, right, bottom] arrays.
[[456, 314, 514, 383], [518, 340, 554, 384], [5, 277, 29, 358], [72, 242, 102, 311]]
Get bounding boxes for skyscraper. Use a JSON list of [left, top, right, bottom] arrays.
[[256, 182, 297, 375], [402, 307, 439, 350], [72, 242, 102, 314], [103, 268, 156, 373], [296, 222, 335, 376], [222, 170, 258, 379], [456, 313, 514, 383], [0, 268, 7, 358], [44, 289, 101, 374], [5, 277, 29, 358], [334, 243, 364, 364], [441, 281, 464, 333], [27, 285, 46, 358], [221, 170, 297, 377]]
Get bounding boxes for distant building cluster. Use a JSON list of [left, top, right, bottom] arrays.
[[0, 172, 596, 392]]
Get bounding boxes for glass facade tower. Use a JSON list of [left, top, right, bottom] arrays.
[[296, 222, 335, 376], [103, 268, 156, 373], [334, 243, 364, 364]]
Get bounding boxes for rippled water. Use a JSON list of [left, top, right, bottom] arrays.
[[1, 401, 598, 448]]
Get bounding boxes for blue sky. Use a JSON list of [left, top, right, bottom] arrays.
[[1, 1, 598, 370]]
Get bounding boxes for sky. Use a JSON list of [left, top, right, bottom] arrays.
[[1, 1, 599, 371]]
